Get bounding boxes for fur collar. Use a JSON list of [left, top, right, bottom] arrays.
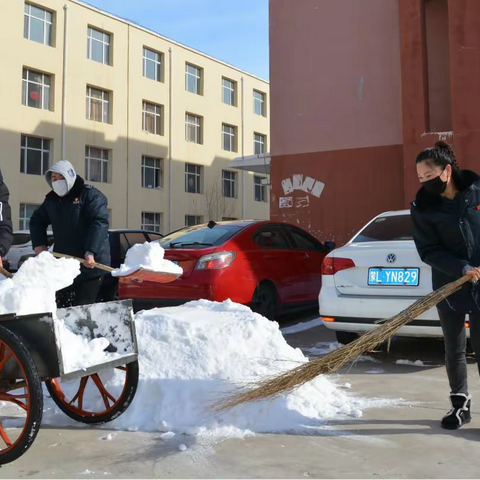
[[413, 170, 480, 211]]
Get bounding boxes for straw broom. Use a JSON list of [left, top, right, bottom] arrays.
[[212, 273, 471, 413]]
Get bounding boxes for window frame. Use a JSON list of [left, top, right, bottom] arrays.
[[254, 133, 266, 155], [185, 63, 202, 95], [254, 175, 268, 203], [142, 47, 163, 82], [19, 203, 40, 231], [85, 146, 109, 183], [222, 77, 236, 106], [253, 90, 266, 117], [142, 101, 163, 135], [86, 85, 110, 123], [222, 170, 237, 199], [222, 124, 237, 152], [141, 212, 161, 233], [24, 3, 53, 46], [141, 155, 163, 190], [20, 134, 51, 176], [87, 26, 111, 65], [22, 68, 52, 111], [185, 215, 203, 227], [185, 113, 202, 144], [185, 163, 202, 194]]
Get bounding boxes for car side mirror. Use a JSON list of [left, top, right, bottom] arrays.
[[325, 241, 336, 250]]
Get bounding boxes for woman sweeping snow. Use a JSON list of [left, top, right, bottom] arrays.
[[29, 160, 110, 307], [411, 141, 480, 430]]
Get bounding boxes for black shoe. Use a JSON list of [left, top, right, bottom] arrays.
[[441, 393, 472, 430]]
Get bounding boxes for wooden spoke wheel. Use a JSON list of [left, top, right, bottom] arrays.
[[0, 325, 43, 465], [45, 360, 139, 424]]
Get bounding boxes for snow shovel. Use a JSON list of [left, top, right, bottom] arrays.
[[50, 252, 181, 284]]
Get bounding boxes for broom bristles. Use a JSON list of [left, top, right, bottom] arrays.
[[211, 274, 469, 413]]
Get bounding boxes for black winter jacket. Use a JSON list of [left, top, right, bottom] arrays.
[[411, 169, 480, 314], [30, 176, 110, 280], [0, 169, 13, 258]]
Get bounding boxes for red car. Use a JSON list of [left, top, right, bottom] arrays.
[[119, 221, 335, 319]]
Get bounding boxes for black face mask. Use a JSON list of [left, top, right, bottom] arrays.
[[422, 172, 448, 195]]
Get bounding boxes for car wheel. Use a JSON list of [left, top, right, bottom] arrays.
[[335, 331, 359, 345], [252, 283, 278, 320]]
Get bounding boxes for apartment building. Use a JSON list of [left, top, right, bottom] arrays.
[[0, 0, 270, 234]]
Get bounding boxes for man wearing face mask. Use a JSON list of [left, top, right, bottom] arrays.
[[30, 160, 110, 307], [0, 169, 13, 271], [412, 141, 480, 430]]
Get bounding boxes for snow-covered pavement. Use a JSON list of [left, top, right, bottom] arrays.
[[4, 312, 480, 478]]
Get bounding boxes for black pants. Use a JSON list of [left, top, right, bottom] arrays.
[[56, 276, 103, 309], [438, 307, 480, 394]]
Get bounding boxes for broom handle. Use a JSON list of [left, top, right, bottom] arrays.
[[50, 252, 114, 273]]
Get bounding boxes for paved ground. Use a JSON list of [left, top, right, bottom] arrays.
[[3, 312, 480, 479]]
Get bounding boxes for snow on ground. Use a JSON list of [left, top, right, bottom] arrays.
[[112, 242, 182, 277], [281, 318, 323, 335], [0, 253, 404, 439], [395, 359, 436, 367]]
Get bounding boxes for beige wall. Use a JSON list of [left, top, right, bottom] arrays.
[[0, 0, 269, 234]]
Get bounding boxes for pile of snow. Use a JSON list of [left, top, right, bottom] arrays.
[[0, 253, 124, 373], [0, 252, 79, 316], [396, 359, 428, 367], [112, 242, 182, 277], [42, 300, 401, 436]]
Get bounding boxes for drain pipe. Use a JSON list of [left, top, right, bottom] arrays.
[[61, 4, 69, 159], [241, 76, 246, 219], [168, 47, 173, 233]]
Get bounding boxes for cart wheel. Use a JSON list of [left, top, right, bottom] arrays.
[[0, 324, 43, 465], [45, 360, 139, 424]]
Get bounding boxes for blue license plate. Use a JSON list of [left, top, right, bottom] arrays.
[[368, 268, 420, 286]]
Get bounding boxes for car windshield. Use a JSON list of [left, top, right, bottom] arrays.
[[159, 225, 243, 248], [353, 215, 413, 242], [12, 234, 31, 246]]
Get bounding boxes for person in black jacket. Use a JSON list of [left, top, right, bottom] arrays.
[[30, 160, 110, 307], [0, 169, 13, 270], [412, 141, 480, 430]]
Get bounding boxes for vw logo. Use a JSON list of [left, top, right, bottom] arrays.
[[386, 254, 397, 264]]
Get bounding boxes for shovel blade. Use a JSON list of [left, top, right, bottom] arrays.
[[121, 268, 181, 284]]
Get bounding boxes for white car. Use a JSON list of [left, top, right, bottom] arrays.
[[318, 210, 455, 345], [5, 231, 54, 271]]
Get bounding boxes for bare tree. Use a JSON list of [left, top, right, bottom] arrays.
[[188, 179, 238, 222]]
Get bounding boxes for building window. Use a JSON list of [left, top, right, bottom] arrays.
[[24, 3, 53, 46], [142, 102, 163, 135], [254, 176, 268, 203], [185, 164, 202, 194], [185, 63, 202, 95], [185, 215, 203, 227], [222, 78, 236, 106], [20, 135, 51, 176], [222, 170, 236, 198], [142, 156, 163, 189], [19, 203, 39, 231], [22, 68, 52, 111], [254, 133, 266, 155], [253, 90, 266, 116], [141, 212, 161, 233], [222, 124, 237, 152], [86, 86, 110, 123], [87, 26, 110, 65], [143, 47, 162, 82], [222, 217, 237, 221], [185, 113, 202, 144], [85, 146, 109, 183]]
